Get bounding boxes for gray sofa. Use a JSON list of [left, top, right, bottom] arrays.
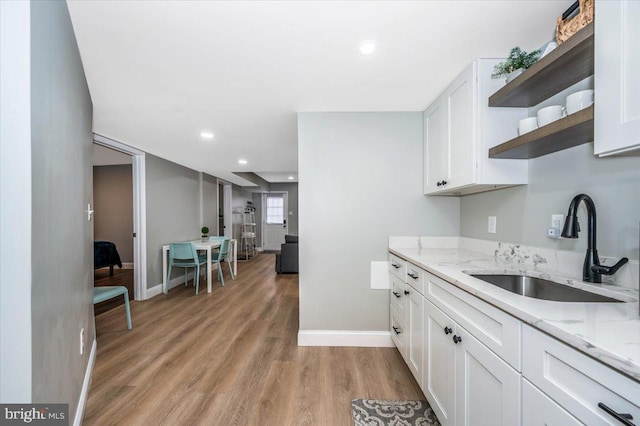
[[275, 235, 298, 274]]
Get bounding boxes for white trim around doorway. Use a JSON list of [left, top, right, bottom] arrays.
[[93, 133, 148, 301]]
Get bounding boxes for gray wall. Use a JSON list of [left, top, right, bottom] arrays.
[[202, 173, 218, 235], [30, 0, 94, 417], [298, 112, 460, 331], [1, 0, 33, 403], [146, 154, 201, 287], [271, 182, 299, 236], [460, 142, 640, 260], [93, 165, 134, 262]]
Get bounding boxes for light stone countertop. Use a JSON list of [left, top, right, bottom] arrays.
[[389, 244, 640, 383]]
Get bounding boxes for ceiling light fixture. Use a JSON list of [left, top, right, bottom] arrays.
[[238, 159, 248, 165], [200, 131, 214, 139], [359, 40, 377, 55], [288, 176, 294, 180]]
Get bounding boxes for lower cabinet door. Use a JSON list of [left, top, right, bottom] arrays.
[[390, 305, 407, 360], [407, 288, 424, 386], [455, 326, 520, 426], [423, 300, 456, 426], [522, 379, 582, 426]]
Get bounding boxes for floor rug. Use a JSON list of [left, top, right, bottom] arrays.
[[352, 399, 441, 426]]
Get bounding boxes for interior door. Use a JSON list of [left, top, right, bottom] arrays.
[[262, 192, 288, 251]]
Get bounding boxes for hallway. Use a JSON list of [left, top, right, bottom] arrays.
[[85, 253, 423, 425]]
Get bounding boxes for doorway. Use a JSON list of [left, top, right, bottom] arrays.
[[93, 134, 147, 301], [93, 144, 134, 313], [218, 180, 232, 238], [262, 192, 288, 251]]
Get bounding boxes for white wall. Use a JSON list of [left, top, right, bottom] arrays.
[[298, 112, 460, 331], [0, 0, 32, 403]]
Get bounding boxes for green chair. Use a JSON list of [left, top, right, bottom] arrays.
[[166, 242, 208, 295], [213, 238, 234, 286], [93, 286, 132, 330]]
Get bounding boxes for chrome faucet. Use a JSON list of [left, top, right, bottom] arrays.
[[561, 194, 628, 283]]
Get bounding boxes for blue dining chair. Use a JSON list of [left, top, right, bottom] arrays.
[[214, 238, 234, 286], [166, 242, 208, 295], [93, 286, 132, 329]]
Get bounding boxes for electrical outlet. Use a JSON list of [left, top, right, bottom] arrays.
[[488, 216, 497, 234], [551, 214, 564, 230], [80, 328, 85, 355]]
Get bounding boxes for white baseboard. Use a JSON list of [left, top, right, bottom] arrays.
[[297, 330, 394, 347], [73, 338, 97, 426], [145, 269, 207, 299]]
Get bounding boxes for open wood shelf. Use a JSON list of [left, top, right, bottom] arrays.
[[489, 23, 594, 108], [489, 105, 593, 159]]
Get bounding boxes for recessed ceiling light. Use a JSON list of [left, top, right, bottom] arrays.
[[238, 159, 247, 165], [288, 176, 294, 180], [200, 131, 214, 139], [359, 40, 377, 55]]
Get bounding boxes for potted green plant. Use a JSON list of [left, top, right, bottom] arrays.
[[492, 47, 542, 82], [201, 226, 209, 242]]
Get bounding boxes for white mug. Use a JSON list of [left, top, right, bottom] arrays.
[[566, 89, 594, 114], [518, 117, 538, 135], [537, 105, 566, 127]]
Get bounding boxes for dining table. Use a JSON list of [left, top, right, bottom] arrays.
[[162, 239, 238, 294]]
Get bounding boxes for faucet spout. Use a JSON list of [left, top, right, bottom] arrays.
[[561, 194, 601, 282]]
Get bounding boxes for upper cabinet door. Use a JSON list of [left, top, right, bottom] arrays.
[[423, 96, 448, 194], [446, 63, 476, 188], [594, 0, 640, 156]]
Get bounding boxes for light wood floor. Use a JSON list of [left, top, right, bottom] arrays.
[[85, 253, 424, 425]]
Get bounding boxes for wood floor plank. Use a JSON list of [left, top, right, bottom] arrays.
[[85, 253, 424, 425]]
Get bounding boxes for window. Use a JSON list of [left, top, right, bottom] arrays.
[[266, 195, 284, 224]]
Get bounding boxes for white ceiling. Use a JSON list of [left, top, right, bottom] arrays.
[[67, 0, 571, 186], [255, 172, 297, 183]]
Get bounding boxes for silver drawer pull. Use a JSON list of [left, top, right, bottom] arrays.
[[598, 403, 635, 426]]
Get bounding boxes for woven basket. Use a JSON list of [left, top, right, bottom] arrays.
[[556, 0, 594, 44]]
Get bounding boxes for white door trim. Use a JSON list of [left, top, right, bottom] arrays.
[[93, 133, 148, 300]]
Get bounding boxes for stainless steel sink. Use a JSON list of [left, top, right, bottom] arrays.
[[470, 274, 623, 303]]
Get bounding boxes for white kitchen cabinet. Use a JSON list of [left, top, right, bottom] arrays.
[[423, 96, 447, 194], [522, 379, 582, 426], [595, 0, 640, 156], [523, 324, 640, 425], [390, 305, 407, 360], [423, 59, 528, 196], [406, 285, 424, 386], [422, 298, 520, 426], [454, 319, 521, 426], [423, 300, 457, 426]]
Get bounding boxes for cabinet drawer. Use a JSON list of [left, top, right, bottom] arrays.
[[522, 379, 582, 426], [406, 263, 425, 295], [390, 305, 408, 360], [390, 276, 407, 319], [425, 271, 521, 371], [389, 253, 407, 281], [523, 325, 640, 426]]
